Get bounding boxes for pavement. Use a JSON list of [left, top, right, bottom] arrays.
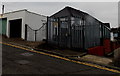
[[2, 36, 87, 57], [73, 55, 113, 65], [1, 42, 120, 75]]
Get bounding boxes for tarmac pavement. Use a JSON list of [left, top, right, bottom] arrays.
[[2, 43, 120, 75]]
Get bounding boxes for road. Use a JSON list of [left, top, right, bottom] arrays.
[[2, 43, 120, 75]]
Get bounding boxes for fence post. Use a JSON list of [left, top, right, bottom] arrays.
[[25, 24, 27, 40], [82, 18, 85, 49], [68, 16, 72, 48], [58, 18, 60, 47], [35, 30, 37, 41], [46, 16, 49, 43]]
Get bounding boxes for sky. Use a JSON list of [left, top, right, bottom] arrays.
[[1, 2, 119, 28]]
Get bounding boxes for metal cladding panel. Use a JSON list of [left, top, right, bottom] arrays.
[[84, 24, 101, 49], [71, 17, 84, 49], [47, 17, 58, 45], [59, 18, 70, 48], [71, 26, 83, 48], [48, 16, 102, 49], [0, 18, 7, 35], [50, 7, 85, 18], [102, 25, 110, 39], [48, 19, 51, 42], [50, 7, 70, 18]]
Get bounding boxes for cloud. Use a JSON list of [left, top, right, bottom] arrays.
[[2, 2, 118, 27]]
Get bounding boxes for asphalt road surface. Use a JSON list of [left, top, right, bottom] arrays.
[[2, 43, 120, 75]]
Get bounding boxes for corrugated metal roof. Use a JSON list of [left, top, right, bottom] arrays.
[[50, 6, 102, 23]]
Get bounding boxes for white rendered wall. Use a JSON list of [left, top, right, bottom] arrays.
[[25, 11, 47, 41], [5, 10, 47, 41], [5, 10, 26, 39]]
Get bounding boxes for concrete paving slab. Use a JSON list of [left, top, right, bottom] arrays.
[[76, 55, 112, 65]]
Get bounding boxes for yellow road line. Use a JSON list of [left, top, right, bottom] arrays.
[[1, 42, 120, 73]]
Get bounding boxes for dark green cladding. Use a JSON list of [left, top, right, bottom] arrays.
[[0, 18, 7, 35]]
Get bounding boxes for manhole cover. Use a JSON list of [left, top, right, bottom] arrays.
[[15, 60, 30, 65], [20, 52, 33, 56]]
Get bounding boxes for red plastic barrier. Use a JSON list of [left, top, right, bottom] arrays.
[[103, 39, 111, 54], [88, 46, 104, 56], [88, 39, 120, 56]]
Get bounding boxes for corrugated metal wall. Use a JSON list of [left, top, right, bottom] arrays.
[[102, 25, 110, 39], [71, 17, 84, 49], [84, 24, 101, 49], [47, 16, 110, 49]]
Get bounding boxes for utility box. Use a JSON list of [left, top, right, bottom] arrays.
[[114, 48, 120, 67]]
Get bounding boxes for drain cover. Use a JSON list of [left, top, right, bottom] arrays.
[[21, 52, 33, 56], [15, 60, 30, 65]]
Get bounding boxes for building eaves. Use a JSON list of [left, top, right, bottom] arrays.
[[3, 9, 27, 15], [3, 9, 47, 17]]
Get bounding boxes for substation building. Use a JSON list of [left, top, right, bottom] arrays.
[[47, 6, 110, 50]]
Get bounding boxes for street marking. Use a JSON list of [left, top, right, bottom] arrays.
[[1, 42, 120, 73]]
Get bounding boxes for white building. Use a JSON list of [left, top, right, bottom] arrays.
[[3, 9, 47, 41]]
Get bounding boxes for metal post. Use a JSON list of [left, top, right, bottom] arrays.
[[35, 30, 37, 41], [58, 18, 60, 46], [46, 16, 49, 43], [69, 16, 72, 48], [82, 18, 85, 49], [25, 24, 27, 40]]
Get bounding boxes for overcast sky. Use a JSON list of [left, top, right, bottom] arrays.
[[2, 2, 118, 28]]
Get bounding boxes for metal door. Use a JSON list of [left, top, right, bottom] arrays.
[[59, 21, 69, 48]]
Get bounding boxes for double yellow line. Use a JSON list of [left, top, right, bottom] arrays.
[[1, 42, 120, 73]]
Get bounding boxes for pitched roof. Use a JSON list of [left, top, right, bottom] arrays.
[[50, 6, 87, 18], [50, 6, 102, 23]]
